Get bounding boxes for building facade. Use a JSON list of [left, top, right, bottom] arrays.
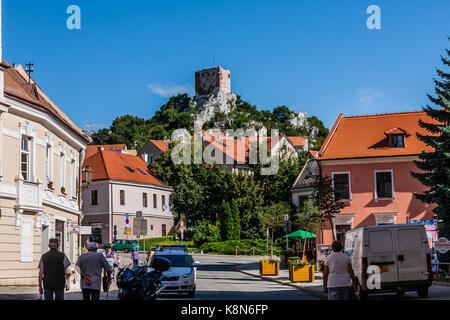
[[0, 62, 88, 285], [138, 140, 170, 165], [292, 112, 438, 247], [82, 150, 174, 245]]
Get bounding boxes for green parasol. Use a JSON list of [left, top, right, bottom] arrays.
[[281, 229, 316, 239]]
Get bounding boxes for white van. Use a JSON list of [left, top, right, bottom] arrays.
[[344, 224, 432, 299]]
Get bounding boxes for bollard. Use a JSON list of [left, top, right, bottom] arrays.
[[235, 246, 238, 256], [252, 247, 255, 256]]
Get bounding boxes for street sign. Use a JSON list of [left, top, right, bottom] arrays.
[[435, 237, 450, 254], [80, 226, 92, 235], [123, 227, 132, 235], [126, 213, 129, 219], [70, 224, 80, 234], [284, 214, 289, 221], [126, 218, 129, 225]]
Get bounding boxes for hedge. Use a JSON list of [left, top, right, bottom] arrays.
[[200, 239, 282, 256], [137, 236, 194, 249]]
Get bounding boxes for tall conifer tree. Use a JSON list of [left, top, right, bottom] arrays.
[[412, 40, 450, 239]]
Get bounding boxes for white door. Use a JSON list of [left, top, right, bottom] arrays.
[[367, 229, 399, 283], [21, 217, 34, 262], [396, 228, 429, 282]]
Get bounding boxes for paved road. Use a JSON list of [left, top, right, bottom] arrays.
[[0, 254, 318, 300], [159, 254, 319, 300]]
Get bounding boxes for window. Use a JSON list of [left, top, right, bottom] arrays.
[[162, 195, 166, 207], [368, 230, 393, 253], [60, 152, 66, 190], [162, 224, 167, 237], [91, 190, 98, 205], [153, 194, 157, 208], [336, 225, 351, 248], [125, 166, 135, 173], [297, 196, 308, 210], [389, 134, 404, 148], [70, 159, 77, 199], [137, 168, 147, 176], [45, 144, 52, 183], [333, 173, 350, 201], [20, 136, 32, 181], [143, 193, 148, 207], [376, 171, 393, 198], [120, 190, 125, 205]]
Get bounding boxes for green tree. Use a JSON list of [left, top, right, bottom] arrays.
[[259, 202, 291, 259], [294, 200, 321, 233], [219, 200, 233, 241], [311, 175, 348, 241], [230, 199, 241, 240], [412, 41, 450, 239]]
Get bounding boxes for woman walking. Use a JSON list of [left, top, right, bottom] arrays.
[[323, 240, 357, 300]]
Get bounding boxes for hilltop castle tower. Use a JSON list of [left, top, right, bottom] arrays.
[[195, 66, 231, 96]]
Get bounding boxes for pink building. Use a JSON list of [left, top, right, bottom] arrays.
[[292, 111, 439, 246], [81, 148, 174, 245]]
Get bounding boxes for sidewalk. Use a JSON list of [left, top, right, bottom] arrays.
[[235, 261, 450, 300], [235, 261, 327, 299]]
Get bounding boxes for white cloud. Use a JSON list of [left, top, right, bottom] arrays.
[[355, 88, 383, 112], [146, 83, 193, 98]]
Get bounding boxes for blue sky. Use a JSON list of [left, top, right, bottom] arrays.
[[3, 0, 449, 130]]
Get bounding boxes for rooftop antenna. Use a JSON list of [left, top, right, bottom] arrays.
[[25, 63, 34, 83]]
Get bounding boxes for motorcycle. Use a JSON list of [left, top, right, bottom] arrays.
[[116, 257, 171, 300]]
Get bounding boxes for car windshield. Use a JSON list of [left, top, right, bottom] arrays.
[[154, 254, 190, 267]]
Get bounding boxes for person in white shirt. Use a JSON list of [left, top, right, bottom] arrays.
[[323, 240, 357, 300]]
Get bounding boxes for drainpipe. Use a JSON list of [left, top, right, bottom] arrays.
[[78, 147, 86, 257], [110, 183, 113, 244]]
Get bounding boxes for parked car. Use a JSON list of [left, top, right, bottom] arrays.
[[150, 246, 200, 298], [345, 224, 432, 300], [102, 239, 141, 253]]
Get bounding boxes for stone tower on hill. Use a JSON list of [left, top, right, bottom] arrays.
[[195, 66, 231, 96]]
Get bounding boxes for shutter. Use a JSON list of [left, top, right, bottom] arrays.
[[21, 218, 34, 262]]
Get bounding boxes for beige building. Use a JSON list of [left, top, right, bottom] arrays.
[[0, 12, 88, 284]]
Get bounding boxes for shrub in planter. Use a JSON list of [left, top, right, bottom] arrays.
[[287, 257, 314, 282], [259, 259, 280, 276], [61, 187, 66, 194]]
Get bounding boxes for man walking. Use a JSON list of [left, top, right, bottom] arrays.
[[38, 239, 71, 300], [76, 242, 112, 301]]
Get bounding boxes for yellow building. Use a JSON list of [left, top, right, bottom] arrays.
[[0, 7, 88, 284]]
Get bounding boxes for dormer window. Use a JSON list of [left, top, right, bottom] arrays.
[[385, 128, 407, 148], [389, 134, 404, 148]]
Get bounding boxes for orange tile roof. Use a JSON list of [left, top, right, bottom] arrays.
[[3, 61, 88, 142], [318, 111, 439, 160], [83, 151, 172, 189], [86, 144, 127, 159], [287, 136, 307, 147], [149, 140, 170, 152], [199, 131, 281, 162]]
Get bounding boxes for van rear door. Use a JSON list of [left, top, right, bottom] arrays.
[[367, 229, 399, 283], [396, 227, 429, 282]]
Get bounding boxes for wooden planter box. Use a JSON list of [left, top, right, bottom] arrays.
[[259, 261, 280, 276], [289, 265, 315, 282]]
